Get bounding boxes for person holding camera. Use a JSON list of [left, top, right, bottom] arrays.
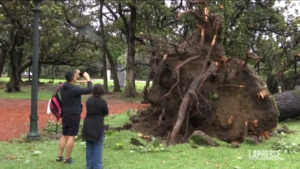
[[56, 70, 93, 164], [82, 84, 109, 169]]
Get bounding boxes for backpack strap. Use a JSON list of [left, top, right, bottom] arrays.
[[53, 83, 64, 95]]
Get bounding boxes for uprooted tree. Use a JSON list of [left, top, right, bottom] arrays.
[[133, 2, 278, 146]]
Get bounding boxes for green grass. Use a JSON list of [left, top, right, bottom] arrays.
[[0, 77, 147, 100], [1, 113, 300, 169], [104, 111, 132, 128]]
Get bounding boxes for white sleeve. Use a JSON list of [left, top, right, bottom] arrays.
[[46, 99, 52, 114]]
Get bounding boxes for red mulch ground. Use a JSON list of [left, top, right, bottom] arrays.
[[0, 97, 148, 141]]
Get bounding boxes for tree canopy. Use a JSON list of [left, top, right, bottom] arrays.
[[0, 0, 299, 95]]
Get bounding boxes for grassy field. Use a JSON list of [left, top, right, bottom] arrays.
[[0, 113, 300, 169], [0, 77, 146, 101], [1, 77, 300, 169]]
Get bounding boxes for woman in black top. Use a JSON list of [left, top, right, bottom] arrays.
[[82, 84, 109, 169]]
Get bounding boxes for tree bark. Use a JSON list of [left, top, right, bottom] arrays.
[[118, 2, 137, 97], [99, 2, 109, 93], [102, 48, 108, 92], [274, 90, 300, 122], [107, 49, 121, 92], [0, 49, 7, 77], [6, 30, 24, 93], [266, 74, 279, 94], [6, 51, 22, 92], [99, 1, 121, 92]]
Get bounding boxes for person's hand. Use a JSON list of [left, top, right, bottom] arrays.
[[83, 72, 91, 81]]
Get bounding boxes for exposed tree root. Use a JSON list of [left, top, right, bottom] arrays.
[[190, 130, 220, 147], [168, 62, 218, 145], [137, 0, 278, 147]]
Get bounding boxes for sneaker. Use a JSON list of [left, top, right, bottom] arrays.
[[56, 156, 63, 162], [64, 158, 74, 164]]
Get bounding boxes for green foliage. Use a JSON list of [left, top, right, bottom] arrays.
[[271, 139, 300, 154], [43, 120, 61, 133], [126, 108, 139, 117], [129, 137, 167, 153]]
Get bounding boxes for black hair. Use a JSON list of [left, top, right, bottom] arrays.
[[93, 84, 105, 97], [65, 70, 75, 82]]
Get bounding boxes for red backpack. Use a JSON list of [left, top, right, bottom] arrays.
[[47, 83, 63, 133]]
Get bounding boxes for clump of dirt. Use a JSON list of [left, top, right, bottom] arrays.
[[131, 2, 278, 146]]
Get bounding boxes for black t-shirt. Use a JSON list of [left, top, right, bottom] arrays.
[[60, 81, 93, 115]]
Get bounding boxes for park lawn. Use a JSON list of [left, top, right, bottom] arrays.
[[1, 77, 299, 169], [0, 112, 300, 169], [0, 77, 146, 101]]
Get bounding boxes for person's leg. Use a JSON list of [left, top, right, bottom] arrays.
[[57, 118, 68, 161], [65, 136, 75, 159], [93, 132, 104, 169], [64, 117, 80, 163], [85, 140, 93, 169], [58, 135, 67, 157]]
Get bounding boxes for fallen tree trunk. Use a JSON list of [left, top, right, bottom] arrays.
[[274, 90, 300, 122]]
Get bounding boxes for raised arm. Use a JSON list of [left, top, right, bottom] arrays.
[[76, 81, 93, 95], [75, 72, 93, 95]]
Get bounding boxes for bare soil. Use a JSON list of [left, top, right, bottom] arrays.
[[0, 94, 148, 141]]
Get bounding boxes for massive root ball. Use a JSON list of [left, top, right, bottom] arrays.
[[133, 3, 278, 145]]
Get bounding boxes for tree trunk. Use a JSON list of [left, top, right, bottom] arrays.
[[28, 65, 32, 82], [6, 51, 21, 92], [18, 60, 32, 82], [124, 4, 137, 97], [102, 48, 108, 92], [99, 2, 108, 93], [0, 49, 7, 77], [99, 1, 121, 92], [7, 65, 10, 77], [6, 30, 24, 92], [266, 74, 279, 94], [18, 60, 32, 75], [107, 49, 121, 92], [274, 90, 300, 122]]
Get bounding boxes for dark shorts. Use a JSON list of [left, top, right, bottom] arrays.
[[62, 113, 81, 136]]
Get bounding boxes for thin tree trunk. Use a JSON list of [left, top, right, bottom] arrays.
[[294, 57, 297, 75], [28, 66, 32, 82], [51, 65, 54, 83], [107, 50, 121, 92], [0, 49, 7, 77], [99, 2, 108, 92], [102, 48, 108, 92], [99, 1, 121, 92]]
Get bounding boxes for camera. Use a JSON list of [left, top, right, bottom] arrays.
[[79, 72, 84, 77]]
